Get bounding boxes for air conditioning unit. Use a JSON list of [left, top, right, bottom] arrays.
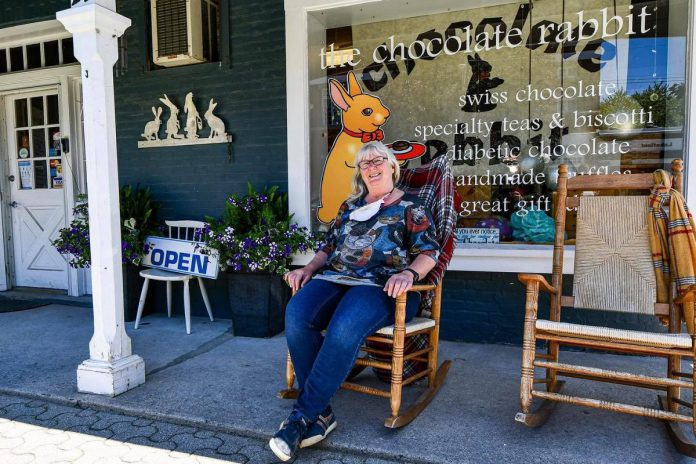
[[151, 0, 205, 67]]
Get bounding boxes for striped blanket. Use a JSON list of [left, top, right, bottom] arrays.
[[648, 169, 696, 333], [397, 154, 457, 315]]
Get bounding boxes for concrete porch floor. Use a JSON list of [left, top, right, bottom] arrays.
[[0, 304, 693, 463]]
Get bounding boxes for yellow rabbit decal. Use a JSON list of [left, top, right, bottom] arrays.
[[317, 71, 391, 224]]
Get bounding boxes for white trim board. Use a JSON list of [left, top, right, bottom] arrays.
[[293, 247, 576, 274], [0, 20, 71, 49], [285, 0, 696, 274]]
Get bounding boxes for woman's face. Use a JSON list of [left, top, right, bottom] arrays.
[[359, 151, 394, 194]]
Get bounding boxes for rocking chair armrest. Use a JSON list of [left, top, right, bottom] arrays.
[[409, 283, 438, 292], [674, 285, 696, 305], [518, 274, 558, 295]]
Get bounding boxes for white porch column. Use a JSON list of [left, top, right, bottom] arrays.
[[57, 0, 145, 396]]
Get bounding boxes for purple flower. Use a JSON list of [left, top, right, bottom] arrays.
[[242, 237, 257, 250], [258, 195, 268, 203]]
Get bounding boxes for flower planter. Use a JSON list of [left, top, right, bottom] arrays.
[[227, 271, 290, 337]]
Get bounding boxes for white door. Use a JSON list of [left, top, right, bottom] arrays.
[[6, 90, 68, 289]]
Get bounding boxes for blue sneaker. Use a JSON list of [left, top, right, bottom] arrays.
[[269, 410, 309, 462], [300, 406, 337, 448]]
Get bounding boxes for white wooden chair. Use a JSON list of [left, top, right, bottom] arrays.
[[134, 220, 214, 334]]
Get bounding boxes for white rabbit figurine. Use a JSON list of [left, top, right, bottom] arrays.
[[184, 92, 202, 139], [159, 94, 184, 139], [204, 99, 227, 139], [141, 106, 162, 141]]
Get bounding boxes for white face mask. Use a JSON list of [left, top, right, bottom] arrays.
[[349, 194, 389, 221]]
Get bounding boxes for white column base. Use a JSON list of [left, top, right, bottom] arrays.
[[77, 355, 145, 396]]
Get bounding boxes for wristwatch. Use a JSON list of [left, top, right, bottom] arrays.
[[403, 268, 420, 283]]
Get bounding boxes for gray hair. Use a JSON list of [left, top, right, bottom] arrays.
[[348, 141, 401, 202]]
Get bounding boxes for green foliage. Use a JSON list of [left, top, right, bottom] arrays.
[[200, 184, 316, 275], [120, 184, 160, 245], [599, 89, 643, 129], [52, 186, 160, 268], [214, 183, 290, 233], [631, 82, 685, 128], [600, 82, 686, 130]]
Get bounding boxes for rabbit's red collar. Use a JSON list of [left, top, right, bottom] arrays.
[[343, 128, 384, 143]]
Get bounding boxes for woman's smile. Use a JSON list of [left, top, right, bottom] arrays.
[[367, 170, 382, 183]]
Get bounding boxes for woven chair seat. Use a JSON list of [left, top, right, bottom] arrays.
[[536, 319, 691, 349], [375, 317, 435, 336]]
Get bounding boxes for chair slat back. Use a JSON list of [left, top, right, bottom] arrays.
[[573, 196, 656, 314], [166, 220, 206, 242]]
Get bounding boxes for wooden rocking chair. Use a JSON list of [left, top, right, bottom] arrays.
[[516, 159, 696, 457], [278, 154, 456, 428]]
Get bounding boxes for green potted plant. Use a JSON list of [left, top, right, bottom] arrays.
[[52, 186, 160, 321], [200, 184, 316, 337]]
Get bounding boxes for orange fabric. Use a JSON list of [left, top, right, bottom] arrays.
[[648, 169, 696, 333]]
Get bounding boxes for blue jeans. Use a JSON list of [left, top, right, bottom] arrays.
[[285, 279, 420, 421]]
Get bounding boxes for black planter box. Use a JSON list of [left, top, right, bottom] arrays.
[[227, 272, 290, 337]]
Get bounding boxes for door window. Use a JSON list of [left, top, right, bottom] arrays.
[[14, 94, 63, 190]]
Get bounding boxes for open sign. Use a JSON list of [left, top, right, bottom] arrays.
[[142, 236, 219, 279]]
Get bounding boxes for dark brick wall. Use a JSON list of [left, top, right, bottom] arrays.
[[0, 1, 66, 28], [114, 0, 288, 220], [440, 271, 665, 344]]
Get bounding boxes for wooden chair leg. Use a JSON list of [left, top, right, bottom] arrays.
[[546, 341, 560, 392], [278, 352, 299, 399], [183, 280, 191, 334], [428, 286, 442, 387], [385, 296, 407, 427], [519, 281, 539, 415], [516, 280, 563, 428], [656, 320, 696, 457], [166, 281, 172, 318], [198, 277, 214, 321], [134, 278, 150, 329], [667, 354, 681, 413]]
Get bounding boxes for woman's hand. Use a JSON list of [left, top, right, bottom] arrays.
[[384, 271, 414, 298], [283, 267, 313, 293]]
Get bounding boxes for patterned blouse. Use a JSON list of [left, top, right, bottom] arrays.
[[318, 194, 440, 285]]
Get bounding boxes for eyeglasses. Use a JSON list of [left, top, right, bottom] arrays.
[[358, 157, 388, 170]]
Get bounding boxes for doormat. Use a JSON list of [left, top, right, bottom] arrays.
[[0, 299, 49, 313]]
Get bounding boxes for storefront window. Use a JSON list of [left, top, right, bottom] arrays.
[[307, 0, 689, 246]]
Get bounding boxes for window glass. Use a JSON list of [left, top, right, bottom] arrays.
[[307, 0, 689, 245], [44, 41, 59, 67], [26, 43, 41, 69], [61, 38, 77, 64], [9, 47, 24, 72]]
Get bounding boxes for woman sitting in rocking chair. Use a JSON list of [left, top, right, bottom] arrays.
[[269, 141, 441, 461]]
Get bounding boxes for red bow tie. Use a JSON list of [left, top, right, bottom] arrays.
[[343, 128, 384, 143]]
